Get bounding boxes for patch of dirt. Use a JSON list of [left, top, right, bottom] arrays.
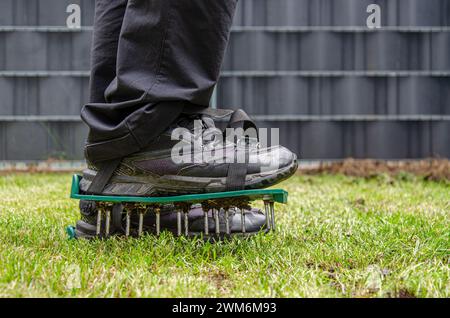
[[299, 158, 450, 181], [353, 198, 366, 206], [2, 158, 449, 181], [207, 271, 231, 293], [0, 158, 82, 175], [397, 289, 417, 298]]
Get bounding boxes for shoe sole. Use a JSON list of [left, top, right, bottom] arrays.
[[80, 156, 298, 197]]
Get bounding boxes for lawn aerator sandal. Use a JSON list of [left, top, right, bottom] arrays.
[[67, 174, 287, 239]]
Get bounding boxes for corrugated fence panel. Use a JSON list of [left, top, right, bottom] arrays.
[[1, 75, 447, 117], [0, 121, 87, 160], [0, 0, 449, 27], [0, 31, 92, 71], [233, 0, 450, 27], [217, 77, 450, 116], [0, 122, 86, 161], [0, 0, 449, 160], [0, 0, 95, 26], [224, 32, 450, 71], [1, 31, 449, 71], [255, 121, 450, 159], [0, 77, 88, 115], [1, 120, 448, 160]]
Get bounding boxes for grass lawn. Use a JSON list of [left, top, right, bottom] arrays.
[[0, 173, 448, 298]]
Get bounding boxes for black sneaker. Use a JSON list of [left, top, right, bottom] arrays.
[[79, 113, 298, 196]]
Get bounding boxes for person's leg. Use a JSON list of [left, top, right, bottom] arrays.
[[74, 0, 296, 238], [78, 0, 269, 238], [79, 0, 297, 198], [81, 0, 238, 164], [88, 0, 128, 104]]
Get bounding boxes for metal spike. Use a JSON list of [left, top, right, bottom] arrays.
[[105, 208, 111, 237], [184, 211, 189, 236], [240, 208, 246, 234], [96, 209, 102, 236], [264, 201, 271, 231], [204, 210, 209, 235], [125, 210, 131, 237], [214, 209, 220, 235], [177, 211, 182, 236], [225, 209, 230, 235], [155, 208, 161, 236], [138, 210, 144, 236], [270, 202, 276, 231]]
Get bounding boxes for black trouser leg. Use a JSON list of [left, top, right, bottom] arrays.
[[88, 0, 128, 104], [81, 0, 238, 164]]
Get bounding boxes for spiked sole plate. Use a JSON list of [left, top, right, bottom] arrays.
[[69, 175, 287, 239]]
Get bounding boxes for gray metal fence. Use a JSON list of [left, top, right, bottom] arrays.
[[0, 0, 449, 161]]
